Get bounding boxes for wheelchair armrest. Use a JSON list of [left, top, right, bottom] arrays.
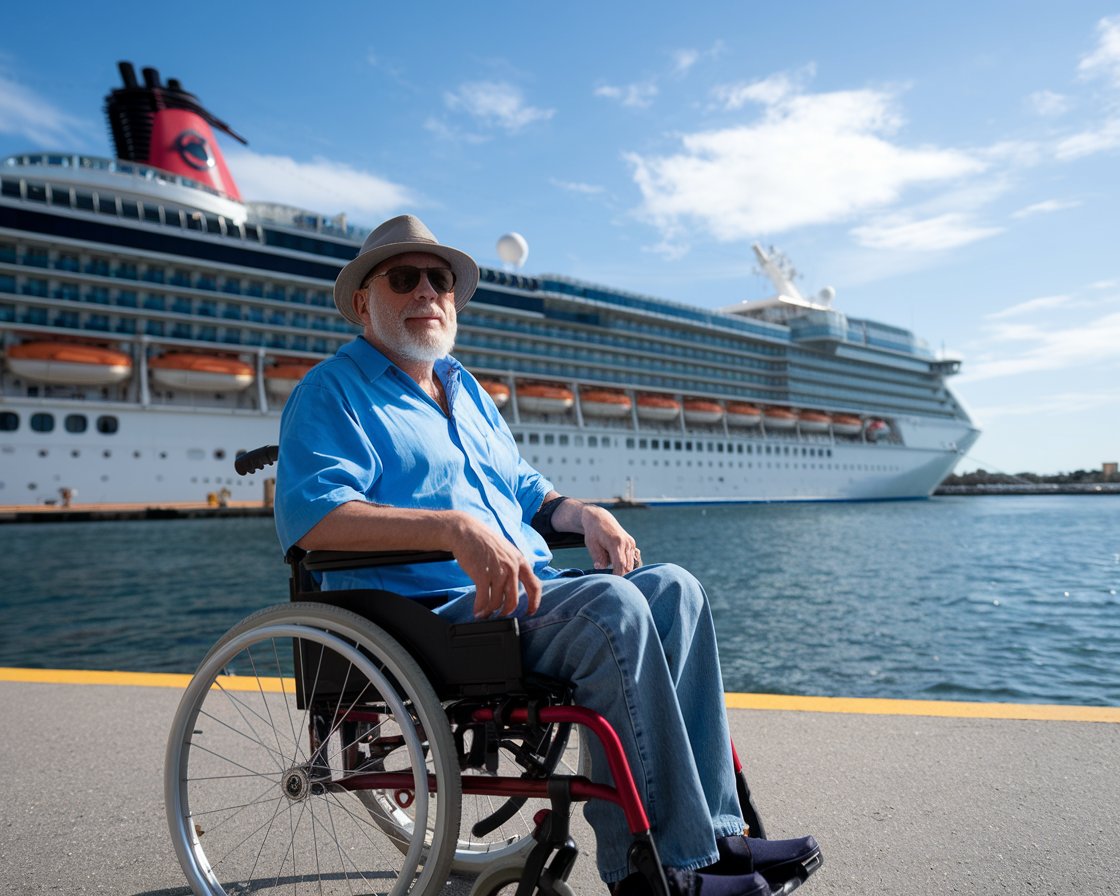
[[301, 530, 586, 573]]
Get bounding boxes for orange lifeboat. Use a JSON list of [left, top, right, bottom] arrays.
[[150, 353, 254, 393], [517, 382, 574, 415], [265, 361, 317, 399], [478, 379, 511, 408], [6, 341, 131, 386], [798, 410, 832, 433], [832, 414, 862, 437], [636, 394, 681, 422], [762, 406, 797, 430], [726, 402, 762, 427], [581, 389, 632, 418], [683, 399, 724, 425], [865, 419, 890, 441]]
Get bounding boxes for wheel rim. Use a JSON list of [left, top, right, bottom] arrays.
[[166, 619, 446, 895]]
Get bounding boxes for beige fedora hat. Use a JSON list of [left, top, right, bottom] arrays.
[[334, 215, 480, 324]]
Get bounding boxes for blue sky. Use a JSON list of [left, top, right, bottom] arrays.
[[1, 1, 1117, 475]]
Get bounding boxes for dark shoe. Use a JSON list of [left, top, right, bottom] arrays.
[[708, 835, 822, 888], [611, 867, 771, 896]]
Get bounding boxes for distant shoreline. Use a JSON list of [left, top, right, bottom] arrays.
[[935, 483, 1120, 496]]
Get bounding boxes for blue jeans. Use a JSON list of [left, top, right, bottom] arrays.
[[435, 563, 744, 882]]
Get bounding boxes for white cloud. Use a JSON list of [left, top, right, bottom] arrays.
[[1054, 117, 1120, 159], [1011, 198, 1080, 218], [443, 81, 554, 132], [0, 73, 90, 147], [1079, 15, 1120, 86], [224, 148, 416, 220], [713, 71, 809, 110], [595, 82, 659, 109], [673, 49, 700, 75], [626, 81, 984, 249], [851, 213, 1002, 251], [973, 388, 1120, 419], [960, 310, 1120, 382], [551, 178, 605, 195], [1026, 89, 1069, 117], [985, 294, 1073, 319]]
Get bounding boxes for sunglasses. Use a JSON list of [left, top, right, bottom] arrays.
[[367, 265, 456, 295]]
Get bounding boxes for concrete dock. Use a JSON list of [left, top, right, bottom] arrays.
[[1, 670, 1117, 895]]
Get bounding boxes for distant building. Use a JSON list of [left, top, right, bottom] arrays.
[[1104, 462, 1118, 479]]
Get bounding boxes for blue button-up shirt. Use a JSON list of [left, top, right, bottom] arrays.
[[274, 337, 557, 597]]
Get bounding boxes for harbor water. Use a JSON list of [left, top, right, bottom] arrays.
[[2, 495, 1117, 706]]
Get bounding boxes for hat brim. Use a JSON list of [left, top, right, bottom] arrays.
[[333, 241, 479, 325]]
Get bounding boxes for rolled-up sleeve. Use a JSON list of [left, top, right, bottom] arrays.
[[274, 381, 383, 552]]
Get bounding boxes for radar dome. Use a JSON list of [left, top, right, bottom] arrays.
[[496, 232, 529, 268], [818, 286, 836, 304]]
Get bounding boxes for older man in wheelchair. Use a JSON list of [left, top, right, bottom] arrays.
[[164, 215, 822, 896]]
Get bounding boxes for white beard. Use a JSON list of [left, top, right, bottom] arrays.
[[367, 301, 457, 363]]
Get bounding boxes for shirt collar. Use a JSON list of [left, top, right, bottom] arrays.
[[339, 336, 463, 385]]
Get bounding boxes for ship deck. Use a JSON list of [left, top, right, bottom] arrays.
[[2, 669, 1116, 894]]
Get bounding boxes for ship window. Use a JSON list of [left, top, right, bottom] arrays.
[[143, 203, 162, 224], [588, 436, 598, 447], [626, 438, 635, 449], [96, 195, 116, 215], [558, 435, 569, 446], [0, 412, 18, 431], [72, 191, 93, 211], [27, 183, 47, 203], [186, 212, 204, 231], [64, 414, 88, 433], [528, 433, 540, 445], [513, 432, 524, 443], [49, 185, 72, 206], [1, 179, 20, 198], [204, 214, 221, 233], [96, 415, 119, 435], [214, 449, 226, 460], [544, 434, 555, 445], [638, 439, 648, 449], [31, 412, 54, 433]]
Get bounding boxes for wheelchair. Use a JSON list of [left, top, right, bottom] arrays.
[[164, 445, 819, 896]]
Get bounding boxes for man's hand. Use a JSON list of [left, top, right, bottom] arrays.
[[446, 512, 542, 618], [578, 504, 641, 575]]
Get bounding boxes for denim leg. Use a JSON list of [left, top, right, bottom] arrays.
[[436, 563, 743, 882]]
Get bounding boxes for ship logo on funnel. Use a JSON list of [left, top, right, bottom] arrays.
[[173, 129, 215, 171]]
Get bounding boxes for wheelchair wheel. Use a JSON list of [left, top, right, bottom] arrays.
[[363, 706, 588, 871], [165, 602, 461, 896]]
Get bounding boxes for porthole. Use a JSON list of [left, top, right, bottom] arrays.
[[31, 413, 55, 433], [65, 414, 88, 434], [214, 448, 226, 460], [96, 415, 119, 434], [0, 411, 18, 431]]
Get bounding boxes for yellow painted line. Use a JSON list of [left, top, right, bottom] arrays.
[[725, 691, 1120, 723], [0, 667, 293, 693], [2, 668, 1116, 722]]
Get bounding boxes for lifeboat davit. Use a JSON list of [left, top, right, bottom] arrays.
[[636, 394, 681, 422], [265, 361, 317, 399], [478, 379, 511, 408], [517, 382, 574, 415], [581, 389, 632, 418], [865, 419, 890, 441], [798, 410, 832, 433], [832, 414, 862, 437], [684, 399, 724, 425], [150, 353, 254, 393], [726, 402, 762, 427], [6, 341, 132, 386], [762, 406, 797, 430]]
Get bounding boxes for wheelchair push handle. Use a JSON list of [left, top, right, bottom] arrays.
[[235, 444, 279, 476]]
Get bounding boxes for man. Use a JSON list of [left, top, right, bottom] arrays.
[[275, 215, 820, 896]]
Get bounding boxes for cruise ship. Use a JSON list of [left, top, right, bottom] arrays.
[[0, 62, 979, 508]]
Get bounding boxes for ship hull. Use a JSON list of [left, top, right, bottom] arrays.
[[0, 396, 977, 506]]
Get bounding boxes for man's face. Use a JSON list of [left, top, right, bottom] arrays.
[[355, 251, 458, 365]]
